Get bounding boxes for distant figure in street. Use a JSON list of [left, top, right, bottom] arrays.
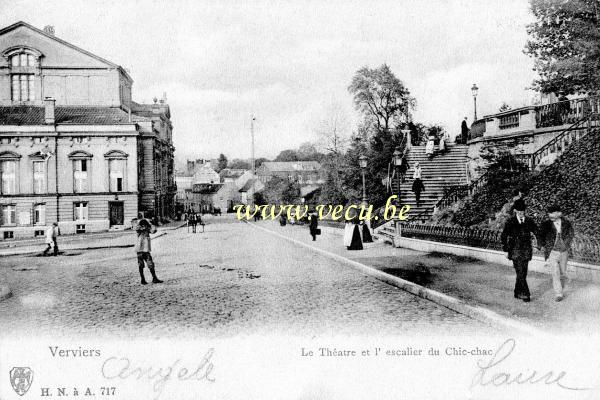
[[347, 215, 363, 251], [189, 213, 197, 233], [461, 117, 469, 143], [135, 219, 163, 285], [343, 220, 353, 248], [500, 199, 537, 303], [43, 222, 59, 256], [308, 211, 319, 241], [279, 214, 287, 226], [537, 204, 574, 302], [412, 176, 425, 207]]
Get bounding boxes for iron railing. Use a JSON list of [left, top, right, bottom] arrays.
[[401, 223, 600, 265]]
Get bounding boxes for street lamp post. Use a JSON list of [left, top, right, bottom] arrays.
[[392, 148, 403, 246], [358, 154, 373, 243], [471, 83, 479, 121], [359, 155, 368, 206]]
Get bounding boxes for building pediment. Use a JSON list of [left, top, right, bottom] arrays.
[[68, 150, 93, 159], [0, 22, 126, 74], [0, 150, 21, 160], [104, 150, 129, 159]]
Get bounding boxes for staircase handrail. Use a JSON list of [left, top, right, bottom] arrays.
[[530, 115, 593, 169]]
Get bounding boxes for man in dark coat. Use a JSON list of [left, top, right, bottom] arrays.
[[500, 199, 537, 302], [537, 203, 574, 302], [308, 211, 319, 241], [461, 117, 469, 143]]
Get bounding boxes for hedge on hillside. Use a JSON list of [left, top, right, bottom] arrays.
[[523, 136, 600, 237], [433, 135, 600, 237]]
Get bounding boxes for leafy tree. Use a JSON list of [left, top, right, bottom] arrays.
[[228, 159, 251, 170], [216, 153, 228, 172], [255, 157, 269, 168], [262, 176, 300, 204], [499, 102, 512, 112], [525, 0, 600, 94], [274, 149, 299, 162], [297, 142, 324, 161], [348, 64, 416, 132]]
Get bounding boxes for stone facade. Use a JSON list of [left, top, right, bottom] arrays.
[[0, 21, 175, 239]]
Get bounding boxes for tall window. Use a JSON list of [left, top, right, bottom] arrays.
[[1, 205, 16, 225], [33, 161, 45, 194], [109, 159, 125, 192], [33, 204, 45, 225], [73, 159, 88, 193], [73, 202, 88, 221], [10, 53, 36, 102], [0, 160, 17, 194]]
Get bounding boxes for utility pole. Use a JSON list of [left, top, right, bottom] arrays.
[[251, 115, 256, 175]]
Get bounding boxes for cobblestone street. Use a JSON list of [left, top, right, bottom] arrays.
[[0, 217, 498, 338]]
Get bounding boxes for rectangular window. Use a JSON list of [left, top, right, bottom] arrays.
[[73, 160, 88, 193], [3, 231, 14, 239], [109, 159, 125, 192], [73, 202, 88, 221], [0, 160, 17, 194], [11, 75, 34, 101], [1, 205, 16, 225], [33, 161, 45, 193], [33, 204, 45, 225]]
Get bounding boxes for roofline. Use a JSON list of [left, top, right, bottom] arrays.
[[0, 21, 133, 83]]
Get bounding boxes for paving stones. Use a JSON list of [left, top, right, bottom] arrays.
[[0, 219, 497, 338]]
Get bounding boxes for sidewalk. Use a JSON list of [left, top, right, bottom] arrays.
[[0, 220, 186, 257], [254, 220, 600, 335]]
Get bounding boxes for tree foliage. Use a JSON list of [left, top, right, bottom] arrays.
[[216, 153, 228, 172], [525, 0, 600, 94], [348, 64, 416, 132]]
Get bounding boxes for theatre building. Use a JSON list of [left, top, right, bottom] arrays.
[[0, 21, 175, 239]]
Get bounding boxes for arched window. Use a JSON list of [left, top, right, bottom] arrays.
[[2, 47, 42, 102]]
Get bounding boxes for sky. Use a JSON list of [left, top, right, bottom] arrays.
[[0, 0, 539, 163]]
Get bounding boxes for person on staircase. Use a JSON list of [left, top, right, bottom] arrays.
[[425, 136, 435, 159], [411, 162, 425, 207], [461, 117, 469, 144], [438, 131, 447, 154]]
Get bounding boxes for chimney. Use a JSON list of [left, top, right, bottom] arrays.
[[44, 97, 55, 125], [43, 25, 55, 36]]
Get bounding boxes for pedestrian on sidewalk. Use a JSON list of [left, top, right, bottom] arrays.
[[135, 219, 163, 285], [347, 215, 363, 251], [308, 211, 319, 241], [43, 222, 59, 256], [537, 204, 574, 302], [500, 199, 537, 302]]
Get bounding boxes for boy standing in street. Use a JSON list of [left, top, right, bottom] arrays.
[[135, 218, 163, 285]]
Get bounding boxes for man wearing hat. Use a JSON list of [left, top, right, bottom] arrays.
[[501, 199, 538, 302], [537, 204, 574, 302]]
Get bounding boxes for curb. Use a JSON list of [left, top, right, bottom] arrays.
[[0, 285, 12, 302], [248, 222, 547, 337], [0, 232, 168, 257]]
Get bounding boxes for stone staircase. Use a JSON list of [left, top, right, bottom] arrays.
[[374, 143, 469, 243]]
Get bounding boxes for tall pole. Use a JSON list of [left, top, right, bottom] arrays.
[[361, 169, 367, 206], [251, 115, 255, 176], [473, 96, 478, 121]]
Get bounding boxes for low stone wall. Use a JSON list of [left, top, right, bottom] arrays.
[[396, 236, 600, 283]]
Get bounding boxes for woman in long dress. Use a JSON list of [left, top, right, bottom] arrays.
[[425, 136, 435, 159], [343, 220, 354, 248], [347, 216, 363, 250]]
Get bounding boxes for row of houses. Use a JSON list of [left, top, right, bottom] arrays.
[[0, 22, 176, 239], [175, 160, 325, 213]]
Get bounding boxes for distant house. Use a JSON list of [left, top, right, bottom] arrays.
[[219, 168, 247, 183], [193, 163, 220, 184], [192, 183, 233, 213], [238, 178, 265, 205], [256, 161, 323, 184]]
